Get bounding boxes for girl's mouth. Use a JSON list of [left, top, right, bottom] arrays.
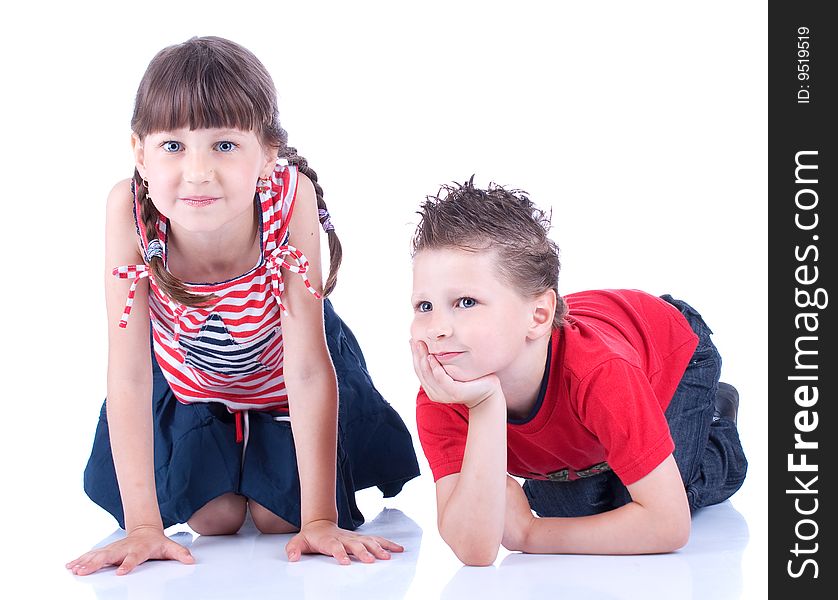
[[180, 196, 219, 207]]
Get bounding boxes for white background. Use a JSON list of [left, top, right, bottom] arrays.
[[0, 1, 766, 597]]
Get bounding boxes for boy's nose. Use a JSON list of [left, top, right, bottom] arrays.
[[428, 314, 452, 339]]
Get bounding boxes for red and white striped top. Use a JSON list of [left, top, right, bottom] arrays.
[[113, 160, 321, 415]]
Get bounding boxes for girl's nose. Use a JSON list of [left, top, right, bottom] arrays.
[[184, 152, 212, 183]]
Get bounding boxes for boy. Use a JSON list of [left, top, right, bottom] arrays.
[[410, 180, 747, 565]]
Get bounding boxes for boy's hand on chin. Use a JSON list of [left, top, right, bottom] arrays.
[[411, 339, 501, 409]]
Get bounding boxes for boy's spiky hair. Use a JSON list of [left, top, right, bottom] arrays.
[[411, 177, 568, 327]]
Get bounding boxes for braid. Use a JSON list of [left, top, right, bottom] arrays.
[[133, 170, 216, 308], [282, 147, 342, 297]]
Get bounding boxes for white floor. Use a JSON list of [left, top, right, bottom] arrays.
[[24, 465, 763, 600], [1, 3, 766, 598]]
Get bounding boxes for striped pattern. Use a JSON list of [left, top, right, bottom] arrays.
[[115, 161, 319, 412], [112, 264, 150, 328]]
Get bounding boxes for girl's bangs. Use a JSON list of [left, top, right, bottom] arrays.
[[134, 63, 266, 135]]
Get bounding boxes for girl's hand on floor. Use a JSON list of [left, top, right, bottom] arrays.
[[66, 526, 195, 576], [286, 519, 404, 565]]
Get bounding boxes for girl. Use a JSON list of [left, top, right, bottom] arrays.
[[67, 36, 419, 576]]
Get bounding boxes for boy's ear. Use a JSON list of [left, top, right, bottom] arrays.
[[528, 289, 556, 340], [131, 133, 146, 179]]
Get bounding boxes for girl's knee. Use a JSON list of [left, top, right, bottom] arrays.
[[248, 500, 298, 534], [188, 493, 247, 535]]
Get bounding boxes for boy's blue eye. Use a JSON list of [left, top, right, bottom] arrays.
[[162, 141, 181, 152], [416, 301, 433, 313], [216, 141, 236, 152], [457, 297, 477, 309]]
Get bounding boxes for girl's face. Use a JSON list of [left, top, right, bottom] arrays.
[[410, 247, 536, 383], [133, 128, 275, 234]]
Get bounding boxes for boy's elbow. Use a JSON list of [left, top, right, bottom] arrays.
[[451, 541, 500, 567], [670, 519, 691, 551], [440, 522, 500, 566], [658, 515, 691, 552]]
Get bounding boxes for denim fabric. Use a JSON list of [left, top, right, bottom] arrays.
[[524, 295, 747, 517], [84, 299, 420, 529]]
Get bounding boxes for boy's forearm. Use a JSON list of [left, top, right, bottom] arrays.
[[521, 501, 688, 555], [438, 392, 508, 565]]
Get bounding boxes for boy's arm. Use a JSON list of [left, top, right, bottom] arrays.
[[434, 391, 507, 566], [412, 339, 508, 565], [504, 454, 691, 554]]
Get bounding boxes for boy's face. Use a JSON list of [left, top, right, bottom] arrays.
[[410, 247, 535, 383]]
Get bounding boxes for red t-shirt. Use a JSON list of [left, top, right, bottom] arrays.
[[416, 289, 699, 486]]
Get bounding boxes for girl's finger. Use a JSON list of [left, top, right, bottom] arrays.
[[285, 534, 306, 561], [329, 539, 351, 566], [344, 539, 376, 563], [371, 536, 404, 553], [116, 552, 142, 576], [67, 550, 98, 570], [166, 542, 195, 564], [359, 538, 391, 560], [83, 552, 111, 573]]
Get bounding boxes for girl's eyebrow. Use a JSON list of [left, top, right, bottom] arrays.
[[214, 129, 248, 136], [150, 128, 249, 137]]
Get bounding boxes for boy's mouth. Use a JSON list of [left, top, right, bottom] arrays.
[[432, 351, 463, 362]]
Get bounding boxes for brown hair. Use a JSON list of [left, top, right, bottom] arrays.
[[131, 36, 341, 306], [411, 177, 568, 327]]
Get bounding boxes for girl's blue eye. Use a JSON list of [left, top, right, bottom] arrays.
[[457, 297, 477, 308], [416, 301, 433, 313], [216, 141, 236, 152], [162, 141, 181, 152]]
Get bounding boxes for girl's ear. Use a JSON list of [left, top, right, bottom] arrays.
[[131, 133, 147, 179], [528, 289, 556, 340], [261, 147, 278, 179]]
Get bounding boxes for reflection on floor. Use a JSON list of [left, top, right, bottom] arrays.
[[63, 494, 750, 600]]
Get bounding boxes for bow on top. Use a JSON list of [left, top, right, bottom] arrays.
[[112, 243, 321, 342]]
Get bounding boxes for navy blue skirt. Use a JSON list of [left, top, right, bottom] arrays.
[[83, 299, 420, 530]]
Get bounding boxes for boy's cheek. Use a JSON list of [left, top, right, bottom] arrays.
[[408, 320, 423, 343]]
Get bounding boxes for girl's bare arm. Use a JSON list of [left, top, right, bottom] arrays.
[[67, 180, 192, 576], [281, 175, 401, 564]]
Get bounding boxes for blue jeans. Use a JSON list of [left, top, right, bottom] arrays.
[[523, 295, 748, 517]]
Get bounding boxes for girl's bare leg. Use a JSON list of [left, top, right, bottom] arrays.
[[187, 493, 247, 535], [249, 499, 299, 534]]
